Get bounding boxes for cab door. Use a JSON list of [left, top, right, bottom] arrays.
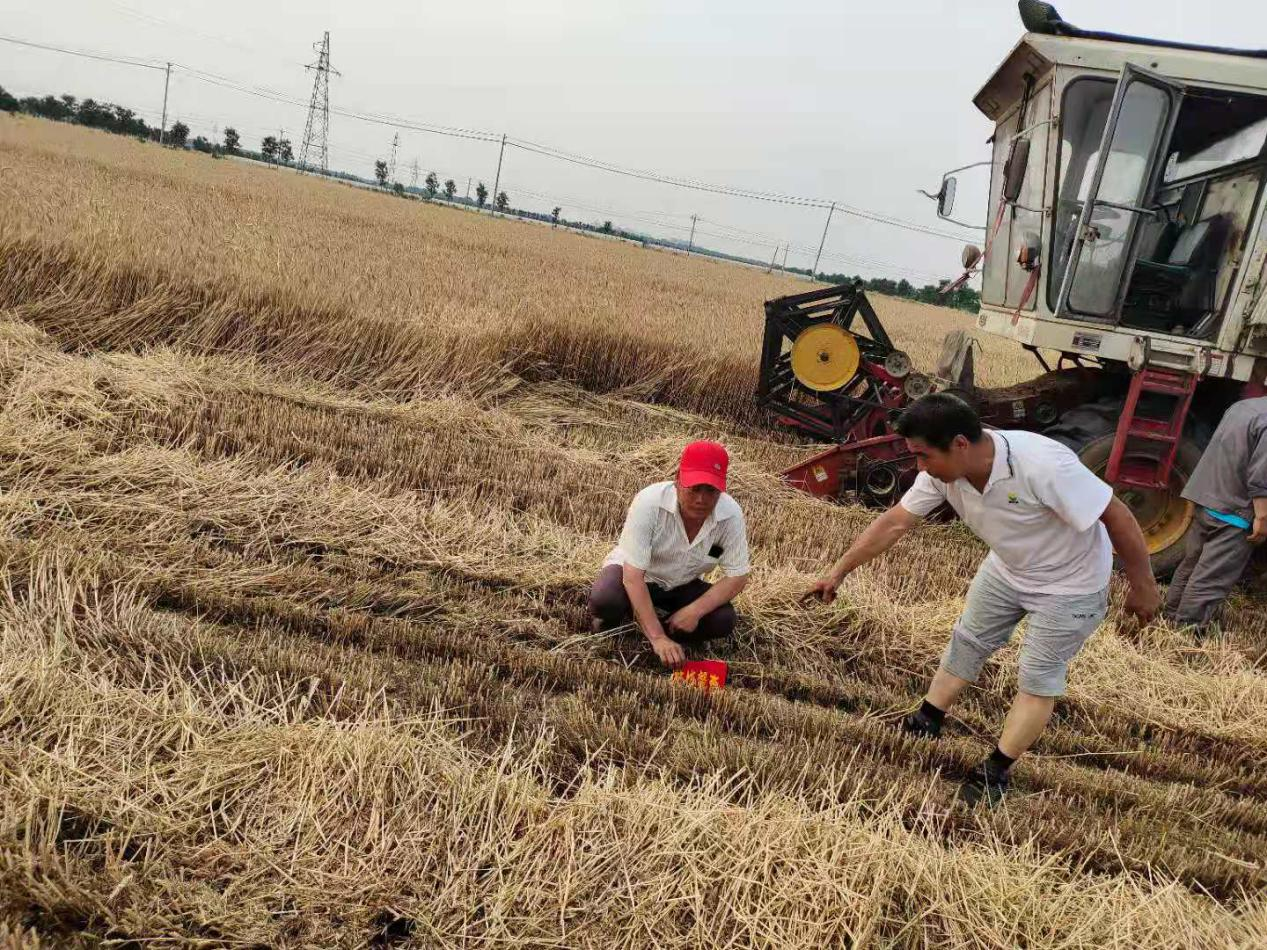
[[1054, 63, 1184, 323]]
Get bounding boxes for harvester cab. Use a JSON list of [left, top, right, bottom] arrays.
[[759, 1, 1267, 577]]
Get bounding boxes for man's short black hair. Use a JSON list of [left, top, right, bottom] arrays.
[[894, 392, 983, 451]]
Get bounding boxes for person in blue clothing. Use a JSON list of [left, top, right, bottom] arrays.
[[1164, 396, 1267, 632]]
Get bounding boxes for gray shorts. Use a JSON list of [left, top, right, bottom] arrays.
[[942, 560, 1108, 697]]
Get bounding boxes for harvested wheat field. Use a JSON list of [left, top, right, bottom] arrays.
[[1, 115, 1265, 948]]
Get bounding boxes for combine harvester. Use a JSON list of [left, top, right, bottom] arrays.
[[760, 1, 1267, 577]]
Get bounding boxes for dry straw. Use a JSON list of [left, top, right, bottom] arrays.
[[0, 116, 1265, 947]]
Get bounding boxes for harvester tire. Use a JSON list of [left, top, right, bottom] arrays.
[[1045, 399, 1207, 580]]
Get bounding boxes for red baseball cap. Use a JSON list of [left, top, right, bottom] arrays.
[[679, 441, 729, 491]]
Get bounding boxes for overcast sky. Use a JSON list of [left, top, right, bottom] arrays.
[[2, 1, 1265, 282]]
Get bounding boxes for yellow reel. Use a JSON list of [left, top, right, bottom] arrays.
[[790, 324, 861, 392]]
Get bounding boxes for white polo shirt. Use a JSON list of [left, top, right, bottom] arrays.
[[899, 429, 1113, 594], [604, 481, 750, 590]]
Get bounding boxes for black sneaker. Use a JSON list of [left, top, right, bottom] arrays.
[[901, 708, 943, 739], [958, 762, 1009, 808]]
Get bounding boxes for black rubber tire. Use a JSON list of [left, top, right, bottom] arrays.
[[1044, 398, 1207, 580]]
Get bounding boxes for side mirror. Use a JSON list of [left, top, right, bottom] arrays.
[[1003, 137, 1031, 203], [937, 176, 957, 218]]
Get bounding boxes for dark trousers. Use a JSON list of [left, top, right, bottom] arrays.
[[587, 564, 736, 645], [1164, 509, 1256, 629]]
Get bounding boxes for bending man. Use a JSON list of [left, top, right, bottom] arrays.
[[1164, 395, 1267, 632], [807, 393, 1158, 805], [590, 441, 750, 669]]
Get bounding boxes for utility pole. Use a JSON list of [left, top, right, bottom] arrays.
[[465, 176, 471, 200], [812, 201, 836, 279], [298, 31, 338, 174], [159, 62, 171, 144], [491, 133, 507, 211], [687, 214, 697, 253], [780, 244, 789, 273], [410, 159, 419, 189], [387, 133, 399, 185], [766, 244, 779, 273]]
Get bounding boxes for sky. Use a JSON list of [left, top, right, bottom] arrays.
[[2, 0, 1265, 283]]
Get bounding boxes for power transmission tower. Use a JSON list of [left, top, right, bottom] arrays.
[[387, 133, 399, 185], [298, 31, 338, 174], [410, 159, 419, 189]]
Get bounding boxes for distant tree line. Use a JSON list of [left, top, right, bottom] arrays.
[[804, 271, 981, 314], [0, 83, 291, 167], [1, 85, 157, 139]]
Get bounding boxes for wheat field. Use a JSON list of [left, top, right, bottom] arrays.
[[1, 115, 1265, 948]]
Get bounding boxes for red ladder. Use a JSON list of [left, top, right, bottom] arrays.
[[1105, 367, 1198, 491]]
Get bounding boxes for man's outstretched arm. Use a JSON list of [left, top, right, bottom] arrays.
[[1100, 496, 1160, 621], [807, 504, 922, 603]]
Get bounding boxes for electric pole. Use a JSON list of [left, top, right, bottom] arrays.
[[491, 133, 507, 211], [159, 62, 171, 144], [780, 244, 789, 273], [387, 133, 399, 185], [410, 159, 419, 189], [298, 31, 338, 174], [812, 201, 836, 279], [465, 177, 471, 200], [766, 244, 779, 273], [688, 214, 697, 253]]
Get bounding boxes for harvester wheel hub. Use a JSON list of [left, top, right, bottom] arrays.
[[790, 324, 860, 392]]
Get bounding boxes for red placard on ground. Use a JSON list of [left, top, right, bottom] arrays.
[[672, 660, 727, 691]]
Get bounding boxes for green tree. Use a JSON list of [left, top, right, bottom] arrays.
[[425, 171, 439, 198], [393, 181, 405, 196], [0, 85, 19, 113], [223, 127, 240, 154], [278, 138, 293, 164], [475, 181, 488, 208], [443, 178, 457, 200], [551, 206, 561, 227], [260, 135, 279, 162], [495, 190, 509, 212], [77, 98, 111, 128], [601, 220, 613, 234], [167, 121, 189, 147], [374, 160, 389, 188]]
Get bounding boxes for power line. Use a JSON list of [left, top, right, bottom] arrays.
[[507, 137, 974, 242], [0, 33, 166, 70], [105, 0, 304, 66]]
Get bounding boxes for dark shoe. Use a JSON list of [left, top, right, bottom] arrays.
[[957, 762, 1009, 808], [901, 708, 943, 739]]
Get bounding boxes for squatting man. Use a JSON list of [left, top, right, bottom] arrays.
[[589, 440, 749, 669], [808, 393, 1159, 806]]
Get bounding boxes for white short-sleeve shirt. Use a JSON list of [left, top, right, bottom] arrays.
[[604, 481, 750, 590], [899, 430, 1113, 594]]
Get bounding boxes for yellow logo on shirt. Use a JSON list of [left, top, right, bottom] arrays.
[[1007, 492, 1019, 504]]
